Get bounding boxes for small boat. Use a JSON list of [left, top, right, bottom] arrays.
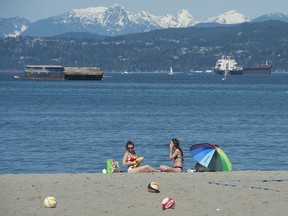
[[13, 75, 20, 80], [169, 66, 174, 75], [214, 56, 243, 76]]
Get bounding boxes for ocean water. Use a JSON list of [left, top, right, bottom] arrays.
[[1, 71, 288, 174]]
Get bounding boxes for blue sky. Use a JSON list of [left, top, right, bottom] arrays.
[[1, 0, 287, 22]]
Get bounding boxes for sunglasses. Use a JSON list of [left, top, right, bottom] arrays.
[[127, 147, 134, 150]]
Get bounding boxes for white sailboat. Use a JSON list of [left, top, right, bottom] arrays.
[[169, 66, 174, 75]]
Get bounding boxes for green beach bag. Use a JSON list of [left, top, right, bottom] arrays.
[[106, 159, 120, 173]]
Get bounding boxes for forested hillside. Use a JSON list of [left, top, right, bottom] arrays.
[[0, 21, 287, 72]]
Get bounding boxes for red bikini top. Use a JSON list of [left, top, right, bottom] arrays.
[[129, 156, 137, 162], [128, 153, 137, 162]]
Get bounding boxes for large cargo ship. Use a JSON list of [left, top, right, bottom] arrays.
[[242, 62, 272, 74], [214, 56, 243, 75]]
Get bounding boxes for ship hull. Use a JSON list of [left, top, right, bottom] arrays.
[[214, 69, 243, 75], [242, 65, 272, 74], [64, 74, 103, 80]]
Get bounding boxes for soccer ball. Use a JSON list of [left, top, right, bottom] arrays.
[[147, 182, 160, 193], [161, 197, 175, 210], [43, 196, 57, 208]]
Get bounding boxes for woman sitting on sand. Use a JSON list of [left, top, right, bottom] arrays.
[[122, 140, 159, 173], [160, 138, 183, 173]]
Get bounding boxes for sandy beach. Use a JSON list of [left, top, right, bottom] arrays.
[[1, 171, 288, 216]]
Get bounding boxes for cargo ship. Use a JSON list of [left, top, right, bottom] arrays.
[[242, 62, 272, 74], [214, 56, 243, 75], [24, 65, 103, 80]]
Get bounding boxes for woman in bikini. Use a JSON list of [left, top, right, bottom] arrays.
[[160, 138, 183, 173], [122, 140, 159, 173]]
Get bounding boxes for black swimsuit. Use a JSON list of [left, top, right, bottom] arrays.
[[173, 166, 183, 170], [173, 155, 183, 170]]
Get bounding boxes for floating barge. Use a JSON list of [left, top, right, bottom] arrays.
[[64, 67, 103, 80], [24, 65, 103, 80], [24, 65, 65, 80]]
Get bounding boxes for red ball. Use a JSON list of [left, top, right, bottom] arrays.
[[161, 197, 175, 210]]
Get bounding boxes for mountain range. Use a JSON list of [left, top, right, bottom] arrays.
[[1, 4, 288, 37], [0, 17, 30, 37]]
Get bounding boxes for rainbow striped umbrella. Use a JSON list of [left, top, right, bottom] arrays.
[[190, 143, 232, 172]]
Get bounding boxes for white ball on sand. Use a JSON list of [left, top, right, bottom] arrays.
[[43, 196, 57, 208], [102, 169, 107, 174], [161, 197, 175, 210]]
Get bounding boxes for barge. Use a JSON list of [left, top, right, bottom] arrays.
[[24, 65, 65, 80], [24, 65, 103, 80], [64, 67, 103, 80]]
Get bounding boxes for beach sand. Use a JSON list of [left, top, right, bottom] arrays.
[[1, 171, 288, 216]]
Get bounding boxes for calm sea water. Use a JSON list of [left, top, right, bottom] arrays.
[[1, 71, 288, 174]]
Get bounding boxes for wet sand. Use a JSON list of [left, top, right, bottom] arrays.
[[1, 171, 288, 216]]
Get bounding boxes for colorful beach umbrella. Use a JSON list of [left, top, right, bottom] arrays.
[[190, 143, 232, 172]]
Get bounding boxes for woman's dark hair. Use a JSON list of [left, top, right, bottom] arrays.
[[126, 140, 134, 149], [126, 140, 135, 154], [171, 138, 183, 159]]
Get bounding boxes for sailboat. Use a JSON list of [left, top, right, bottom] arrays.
[[169, 66, 174, 75]]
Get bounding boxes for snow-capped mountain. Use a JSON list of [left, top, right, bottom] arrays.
[[0, 16, 30, 37], [21, 4, 198, 37], [206, 10, 250, 24], [0, 4, 287, 38], [176, 9, 198, 27], [65, 5, 198, 28], [252, 12, 288, 23]]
